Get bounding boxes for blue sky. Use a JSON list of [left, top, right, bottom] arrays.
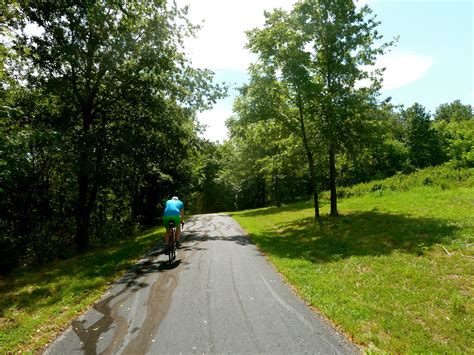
[[177, 0, 473, 142], [373, 1, 473, 112]]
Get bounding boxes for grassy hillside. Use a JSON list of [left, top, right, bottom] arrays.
[[233, 167, 473, 353], [335, 164, 474, 199]]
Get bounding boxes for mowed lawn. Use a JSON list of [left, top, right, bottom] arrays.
[[233, 186, 473, 353]]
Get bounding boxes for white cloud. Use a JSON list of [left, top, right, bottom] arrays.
[[197, 107, 233, 143], [176, 0, 296, 71], [175, 0, 296, 141], [357, 52, 433, 91], [175, 0, 385, 75], [378, 52, 433, 91]]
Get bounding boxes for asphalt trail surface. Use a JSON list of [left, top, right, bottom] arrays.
[[45, 214, 359, 354]]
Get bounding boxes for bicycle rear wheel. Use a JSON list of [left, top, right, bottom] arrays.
[[171, 243, 176, 261], [169, 228, 176, 264]]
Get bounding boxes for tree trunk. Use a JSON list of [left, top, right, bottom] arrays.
[[76, 170, 90, 252], [130, 178, 140, 222], [74, 33, 106, 251], [75, 106, 98, 251], [329, 144, 338, 217], [307, 151, 320, 219], [142, 183, 159, 225], [297, 101, 320, 219], [75, 154, 102, 251], [75, 145, 101, 251], [274, 174, 281, 208]]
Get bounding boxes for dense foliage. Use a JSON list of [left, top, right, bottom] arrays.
[[0, 1, 224, 273]]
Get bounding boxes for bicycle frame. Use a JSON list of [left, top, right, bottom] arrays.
[[168, 221, 177, 264]]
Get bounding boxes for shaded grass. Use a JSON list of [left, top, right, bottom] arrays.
[[0, 227, 163, 353], [233, 186, 473, 353]]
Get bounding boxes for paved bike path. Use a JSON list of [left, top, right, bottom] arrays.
[[45, 214, 359, 354]]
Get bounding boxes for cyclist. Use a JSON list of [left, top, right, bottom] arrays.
[[163, 196, 184, 253]]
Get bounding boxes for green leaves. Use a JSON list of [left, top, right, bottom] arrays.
[[435, 100, 473, 123], [403, 103, 445, 168], [434, 118, 474, 167]]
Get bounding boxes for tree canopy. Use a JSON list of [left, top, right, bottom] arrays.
[[1, 0, 225, 272]]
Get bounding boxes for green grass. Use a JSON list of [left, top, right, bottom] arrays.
[[233, 186, 473, 353], [335, 164, 474, 199], [0, 227, 164, 353]]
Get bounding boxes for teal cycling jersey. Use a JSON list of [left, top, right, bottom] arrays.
[[163, 199, 183, 216]]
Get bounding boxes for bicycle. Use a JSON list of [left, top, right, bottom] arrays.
[[167, 220, 177, 264]]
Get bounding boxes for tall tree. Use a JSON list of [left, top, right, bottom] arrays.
[[296, 0, 394, 216], [245, 0, 393, 217], [246, 11, 323, 218], [404, 103, 444, 168]]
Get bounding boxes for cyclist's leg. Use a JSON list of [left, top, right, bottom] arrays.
[[170, 216, 181, 246]]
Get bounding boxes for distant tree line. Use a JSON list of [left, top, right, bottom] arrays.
[[189, 99, 473, 214], [0, 1, 224, 273]]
